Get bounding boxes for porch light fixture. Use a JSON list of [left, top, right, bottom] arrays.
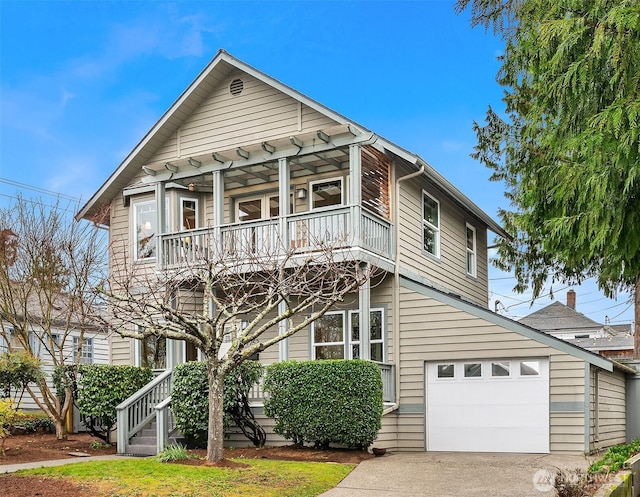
[[296, 187, 307, 200], [236, 147, 249, 159], [165, 162, 178, 173], [142, 166, 156, 176], [188, 183, 196, 192]]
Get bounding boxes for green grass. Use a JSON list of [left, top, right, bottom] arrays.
[[13, 457, 354, 497]]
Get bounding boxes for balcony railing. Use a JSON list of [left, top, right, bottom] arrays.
[[159, 206, 392, 269]]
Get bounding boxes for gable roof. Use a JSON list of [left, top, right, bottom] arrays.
[[519, 300, 632, 336], [399, 271, 636, 373], [518, 301, 604, 334], [75, 49, 507, 238]]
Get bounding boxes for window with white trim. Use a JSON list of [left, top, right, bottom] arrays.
[[136, 330, 166, 369], [73, 336, 93, 364], [350, 308, 385, 362], [312, 309, 386, 360], [180, 198, 199, 231], [310, 178, 343, 210], [134, 200, 157, 260], [312, 312, 345, 359], [466, 223, 477, 277], [132, 198, 169, 260], [422, 192, 440, 257]]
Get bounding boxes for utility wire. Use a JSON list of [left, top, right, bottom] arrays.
[[0, 177, 82, 202]]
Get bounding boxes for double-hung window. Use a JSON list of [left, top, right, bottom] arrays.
[[466, 223, 477, 277], [312, 308, 385, 361], [73, 336, 93, 364], [312, 312, 345, 359], [422, 192, 440, 257]]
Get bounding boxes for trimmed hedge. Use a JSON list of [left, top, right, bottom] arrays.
[[171, 361, 264, 447], [263, 360, 383, 449], [76, 364, 153, 440]]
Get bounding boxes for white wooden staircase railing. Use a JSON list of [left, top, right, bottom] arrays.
[[116, 369, 174, 455]]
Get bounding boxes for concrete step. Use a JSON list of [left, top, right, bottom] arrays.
[[131, 435, 156, 445], [124, 444, 157, 456]]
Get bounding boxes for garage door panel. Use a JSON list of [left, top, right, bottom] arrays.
[[426, 358, 550, 453]]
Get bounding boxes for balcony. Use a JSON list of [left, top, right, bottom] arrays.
[[159, 206, 393, 270]]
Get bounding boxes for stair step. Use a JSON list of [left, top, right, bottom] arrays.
[[131, 435, 156, 444], [125, 444, 157, 456]]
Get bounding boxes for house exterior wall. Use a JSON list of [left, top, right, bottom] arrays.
[[396, 162, 489, 307], [151, 69, 336, 163], [590, 366, 626, 452], [395, 282, 587, 453]]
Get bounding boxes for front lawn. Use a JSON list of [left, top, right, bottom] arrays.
[[9, 457, 354, 497]]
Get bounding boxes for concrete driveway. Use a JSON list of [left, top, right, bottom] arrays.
[[321, 451, 593, 497]]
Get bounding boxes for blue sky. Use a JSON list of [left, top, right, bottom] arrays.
[[0, 0, 633, 325]]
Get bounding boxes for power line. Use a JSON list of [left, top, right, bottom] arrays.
[[0, 177, 82, 202]]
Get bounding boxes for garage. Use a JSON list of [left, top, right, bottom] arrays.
[[426, 358, 550, 453]]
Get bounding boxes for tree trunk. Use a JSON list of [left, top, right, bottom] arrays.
[[206, 361, 226, 462], [54, 417, 67, 440], [635, 279, 640, 359]]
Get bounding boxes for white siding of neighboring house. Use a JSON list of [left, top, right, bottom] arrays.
[[8, 328, 109, 412]]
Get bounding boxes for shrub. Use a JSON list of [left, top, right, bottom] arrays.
[[9, 411, 55, 434], [171, 361, 265, 447], [76, 364, 153, 442], [263, 360, 383, 449], [0, 399, 18, 440], [0, 352, 42, 398], [157, 443, 189, 462], [589, 438, 640, 474]]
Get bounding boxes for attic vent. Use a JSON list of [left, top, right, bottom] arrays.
[[229, 78, 244, 96]]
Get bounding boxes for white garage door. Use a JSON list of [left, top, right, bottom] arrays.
[[426, 358, 549, 453]]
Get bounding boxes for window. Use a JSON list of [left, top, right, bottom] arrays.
[[312, 312, 345, 359], [466, 224, 477, 277], [134, 200, 157, 260], [464, 363, 482, 378], [520, 361, 540, 376], [137, 333, 166, 369], [312, 308, 386, 361], [311, 178, 343, 210], [437, 364, 455, 379], [180, 198, 198, 231], [491, 361, 510, 377], [422, 192, 440, 257], [350, 309, 384, 361], [73, 336, 93, 364]]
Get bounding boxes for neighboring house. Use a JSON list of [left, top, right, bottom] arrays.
[[76, 50, 638, 455], [0, 294, 109, 413], [519, 290, 635, 360]]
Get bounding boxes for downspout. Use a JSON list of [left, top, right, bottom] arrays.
[[384, 160, 425, 415]]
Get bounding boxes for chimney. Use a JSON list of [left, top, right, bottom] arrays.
[[567, 289, 576, 310]]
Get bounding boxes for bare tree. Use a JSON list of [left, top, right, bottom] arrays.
[[100, 230, 375, 462], [0, 196, 108, 439]]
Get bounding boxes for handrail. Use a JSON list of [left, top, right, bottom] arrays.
[[155, 396, 173, 453], [116, 369, 173, 454]]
